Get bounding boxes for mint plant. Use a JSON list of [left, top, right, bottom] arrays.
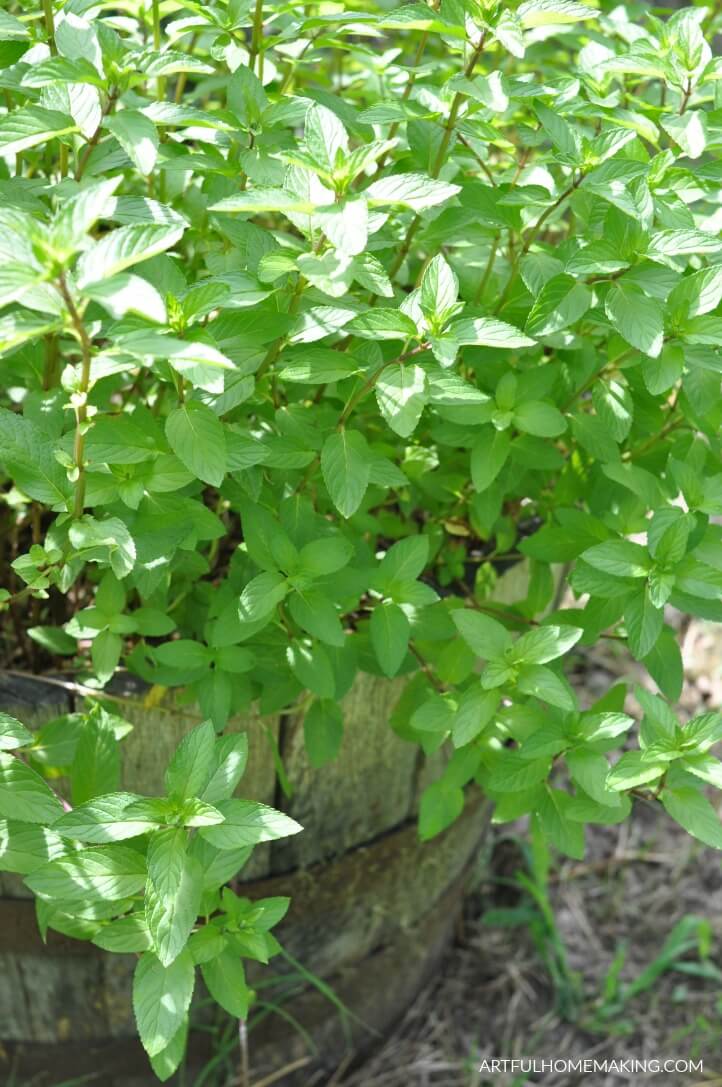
[[0, 709, 300, 1077], [3, 0, 722, 1076]]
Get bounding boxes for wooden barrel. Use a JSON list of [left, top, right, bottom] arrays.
[[0, 563, 534, 1086]]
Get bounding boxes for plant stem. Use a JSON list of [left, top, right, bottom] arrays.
[[337, 343, 428, 428], [370, 19, 435, 177], [494, 172, 585, 315], [152, 0, 166, 101], [387, 35, 486, 280], [561, 348, 633, 411], [255, 275, 306, 380], [76, 89, 118, 181], [249, 0, 265, 78], [42, 0, 67, 177], [174, 32, 199, 103], [56, 275, 93, 519], [238, 1019, 249, 1087], [474, 232, 500, 305], [42, 0, 57, 55]]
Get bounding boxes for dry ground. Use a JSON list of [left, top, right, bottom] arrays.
[[327, 621, 722, 1087]]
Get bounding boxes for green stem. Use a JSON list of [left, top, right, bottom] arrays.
[[255, 275, 306, 380], [42, 0, 57, 55], [494, 172, 585, 315], [56, 275, 93, 519], [561, 348, 633, 411], [337, 343, 428, 428], [249, 0, 264, 78], [152, 0, 166, 101], [387, 34, 486, 281], [174, 32, 199, 103], [474, 232, 500, 305], [76, 88, 118, 181]]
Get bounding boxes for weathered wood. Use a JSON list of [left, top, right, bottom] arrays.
[[1, 857, 472, 1087], [271, 674, 412, 870]]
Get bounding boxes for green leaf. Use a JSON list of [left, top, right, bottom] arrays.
[[286, 640, 336, 697], [605, 284, 664, 359], [471, 428, 510, 492], [452, 609, 511, 659], [199, 799, 302, 850], [452, 688, 500, 747], [201, 734, 249, 806], [298, 536, 354, 577], [76, 223, 184, 288], [0, 821, 68, 875], [303, 699, 344, 767], [145, 828, 202, 966], [518, 0, 596, 28], [365, 173, 460, 211], [625, 586, 663, 660], [0, 753, 64, 823], [165, 401, 226, 487], [321, 430, 370, 518], [279, 348, 360, 384], [513, 400, 566, 437], [54, 793, 160, 843], [133, 950, 195, 1058], [510, 625, 582, 665], [0, 313, 64, 357], [661, 787, 722, 850], [150, 1021, 188, 1083], [27, 845, 147, 903], [607, 751, 665, 791], [84, 273, 167, 323], [681, 754, 722, 790], [579, 712, 634, 743], [420, 254, 459, 320], [517, 664, 576, 711], [449, 317, 535, 349], [370, 602, 410, 677], [378, 535, 429, 584], [346, 309, 418, 341], [582, 540, 650, 578], [155, 640, 211, 671], [71, 708, 120, 805], [50, 176, 122, 253], [536, 790, 584, 859], [483, 751, 551, 793], [200, 950, 251, 1018], [289, 587, 345, 647], [419, 780, 464, 840], [210, 189, 317, 214], [0, 713, 33, 751], [239, 571, 288, 623], [566, 749, 619, 807], [375, 363, 428, 436], [165, 721, 216, 800], [106, 111, 159, 175], [304, 102, 348, 173], [680, 712, 722, 754], [0, 106, 77, 155], [526, 275, 590, 336], [534, 102, 581, 160]]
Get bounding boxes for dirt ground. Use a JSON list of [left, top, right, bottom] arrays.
[[327, 621, 722, 1087]]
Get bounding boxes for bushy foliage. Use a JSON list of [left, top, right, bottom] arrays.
[[3, 0, 722, 1075]]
